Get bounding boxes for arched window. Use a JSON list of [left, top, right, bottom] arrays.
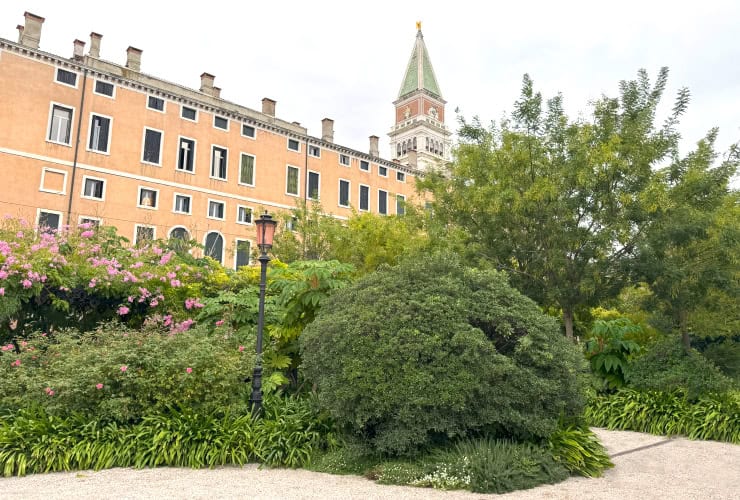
[[402, 141, 407, 154], [397, 143, 402, 157], [412, 137, 417, 150], [425, 137, 429, 151], [440, 143, 444, 156], [169, 226, 190, 240], [204, 231, 224, 264]]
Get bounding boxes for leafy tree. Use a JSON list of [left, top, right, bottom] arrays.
[[584, 318, 642, 390], [635, 144, 738, 348], [301, 253, 587, 456], [419, 69, 690, 339]]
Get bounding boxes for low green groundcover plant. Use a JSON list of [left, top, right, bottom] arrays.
[[301, 253, 588, 456], [0, 396, 334, 476], [309, 426, 612, 494], [585, 389, 740, 443]]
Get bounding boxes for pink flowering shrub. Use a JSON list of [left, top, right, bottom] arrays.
[[0, 322, 254, 423], [0, 217, 221, 340]]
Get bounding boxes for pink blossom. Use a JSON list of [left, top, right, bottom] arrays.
[[159, 252, 173, 265], [163, 315, 173, 327], [170, 279, 181, 287], [186, 367, 192, 374], [11, 359, 21, 367], [0, 287, 4, 296], [117, 306, 130, 315], [22, 279, 32, 289], [127, 296, 134, 303], [45, 387, 54, 396], [96, 383, 104, 390], [0, 270, 8, 279], [16, 231, 23, 238], [150, 299, 159, 307], [120, 365, 128, 372], [238, 345, 245, 352], [1, 344, 13, 351], [81, 230, 94, 238], [216, 320, 225, 327]]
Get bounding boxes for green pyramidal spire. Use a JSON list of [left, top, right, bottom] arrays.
[[398, 23, 442, 99]]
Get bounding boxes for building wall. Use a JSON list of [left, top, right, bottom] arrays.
[[0, 37, 420, 268]]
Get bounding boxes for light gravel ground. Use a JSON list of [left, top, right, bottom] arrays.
[[1, 429, 738, 499]]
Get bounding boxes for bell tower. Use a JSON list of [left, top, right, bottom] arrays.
[[389, 22, 451, 172]]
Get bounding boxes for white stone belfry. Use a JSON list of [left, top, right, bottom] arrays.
[[389, 22, 451, 172]]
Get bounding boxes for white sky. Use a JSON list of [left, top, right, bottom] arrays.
[[3, 0, 739, 165]]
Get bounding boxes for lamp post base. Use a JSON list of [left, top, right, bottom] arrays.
[[249, 365, 263, 414]]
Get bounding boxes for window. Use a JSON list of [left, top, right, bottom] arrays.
[[137, 187, 159, 209], [396, 194, 406, 215], [378, 189, 388, 215], [147, 96, 165, 112], [211, 146, 228, 180], [55, 68, 77, 87], [338, 179, 350, 207], [287, 138, 300, 152], [37, 210, 61, 232], [169, 227, 190, 240], [82, 176, 105, 200], [239, 153, 255, 186], [177, 137, 195, 172], [236, 205, 253, 225], [204, 232, 224, 264], [48, 104, 73, 145], [241, 124, 256, 138], [88, 114, 111, 153], [79, 217, 101, 228], [396, 171, 406, 182], [173, 194, 191, 214], [339, 154, 350, 166], [142, 128, 163, 165], [308, 145, 320, 158], [214, 116, 228, 130], [208, 200, 225, 220], [285, 216, 298, 232], [235, 240, 251, 269], [181, 106, 197, 121], [94, 80, 114, 97], [286, 166, 300, 196], [360, 160, 370, 172], [359, 185, 370, 211], [308, 171, 320, 200], [378, 165, 388, 177], [135, 225, 155, 245]]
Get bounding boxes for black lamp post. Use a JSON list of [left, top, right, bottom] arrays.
[[250, 211, 277, 414]]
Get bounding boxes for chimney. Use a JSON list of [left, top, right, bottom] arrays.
[[16, 25, 24, 43], [369, 135, 379, 157], [407, 149, 418, 168], [199, 72, 215, 94], [73, 39, 85, 61], [262, 98, 276, 116], [20, 12, 44, 49], [126, 46, 142, 72], [89, 32, 102, 58], [212, 86, 221, 99], [321, 118, 334, 143], [292, 121, 301, 127]]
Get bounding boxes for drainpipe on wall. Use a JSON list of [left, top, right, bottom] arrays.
[[66, 68, 88, 223]]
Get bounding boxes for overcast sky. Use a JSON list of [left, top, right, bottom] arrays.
[[3, 0, 739, 165]]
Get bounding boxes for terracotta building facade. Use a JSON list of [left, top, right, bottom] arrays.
[[0, 12, 447, 268]]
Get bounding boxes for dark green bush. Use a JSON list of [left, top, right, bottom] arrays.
[[626, 336, 733, 399], [547, 426, 613, 477], [585, 389, 740, 443], [0, 322, 253, 423], [300, 254, 588, 456], [0, 396, 332, 476], [701, 340, 740, 381]]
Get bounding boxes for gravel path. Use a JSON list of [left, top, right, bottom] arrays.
[[2, 429, 738, 499]]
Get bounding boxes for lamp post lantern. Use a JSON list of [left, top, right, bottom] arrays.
[[250, 211, 277, 414]]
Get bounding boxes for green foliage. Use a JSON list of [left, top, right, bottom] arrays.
[[702, 340, 740, 381], [585, 389, 740, 443], [0, 322, 252, 423], [547, 426, 613, 477], [419, 69, 691, 338], [301, 253, 588, 456], [584, 318, 642, 390], [627, 336, 734, 400], [435, 438, 569, 494], [0, 396, 333, 476]]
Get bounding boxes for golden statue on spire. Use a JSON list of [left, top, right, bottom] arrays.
[[416, 21, 422, 31]]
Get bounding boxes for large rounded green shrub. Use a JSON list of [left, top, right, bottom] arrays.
[[300, 254, 587, 455]]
